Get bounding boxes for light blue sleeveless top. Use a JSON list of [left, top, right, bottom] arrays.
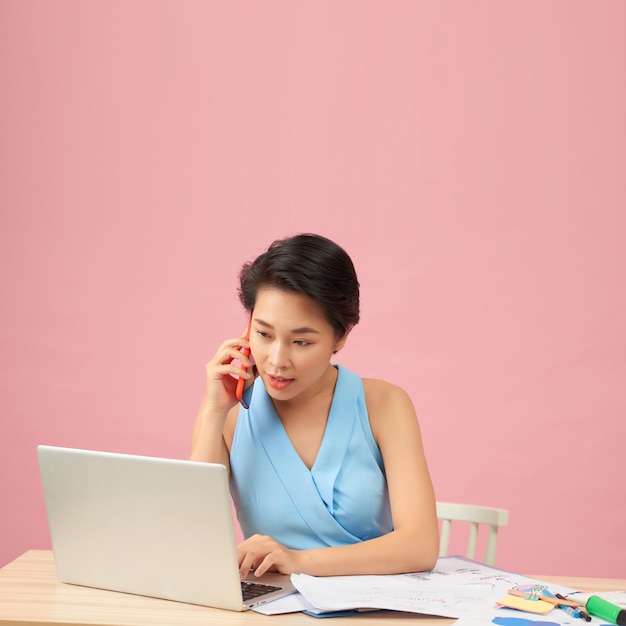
[[229, 365, 393, 549]]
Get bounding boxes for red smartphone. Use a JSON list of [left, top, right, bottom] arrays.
[[235, 315, 252, 409]]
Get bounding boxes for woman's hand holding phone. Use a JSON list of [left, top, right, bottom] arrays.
[[202, 317, 254, 414]]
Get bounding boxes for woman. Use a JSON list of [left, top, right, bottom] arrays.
[[191, 233, 439, 579]]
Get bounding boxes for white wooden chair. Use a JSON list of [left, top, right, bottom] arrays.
[[436, 502, 509, 566]]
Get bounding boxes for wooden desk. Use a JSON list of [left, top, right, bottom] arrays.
[[1, 551, 624, 626]]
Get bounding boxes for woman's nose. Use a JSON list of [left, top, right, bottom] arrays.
[[268, 342, 290, 369]]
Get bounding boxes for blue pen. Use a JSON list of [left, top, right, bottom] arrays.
[[560, 605, 582, 619], [543, 590, 582, 620], [556, 594, 592, 621]]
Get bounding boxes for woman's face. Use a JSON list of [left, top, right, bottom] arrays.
[[249, 286, 347, 404]]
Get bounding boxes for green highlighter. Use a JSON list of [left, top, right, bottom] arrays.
[[586, 596, 626, 626]]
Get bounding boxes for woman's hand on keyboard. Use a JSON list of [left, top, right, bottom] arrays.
[[237, 534, 302, 578]]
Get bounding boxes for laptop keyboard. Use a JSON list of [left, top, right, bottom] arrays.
[[240, 580, 282, 601]]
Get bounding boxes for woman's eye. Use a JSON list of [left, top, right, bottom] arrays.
[[294, 340, 311, 346]]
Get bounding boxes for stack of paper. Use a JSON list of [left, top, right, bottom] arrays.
[[253, 556, 577, 617]]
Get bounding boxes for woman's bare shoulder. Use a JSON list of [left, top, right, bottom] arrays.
[[361, 378, 425, 459], [362, 377, 413, 408], [361, 377, 417, 433]]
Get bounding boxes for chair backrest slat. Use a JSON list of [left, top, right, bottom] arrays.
[[436, 502, 509, 566]]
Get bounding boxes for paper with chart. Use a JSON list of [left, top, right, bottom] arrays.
[[289, 556, 578, 617]]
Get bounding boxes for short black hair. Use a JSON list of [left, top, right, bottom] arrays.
[[238, 234, 360, 338]]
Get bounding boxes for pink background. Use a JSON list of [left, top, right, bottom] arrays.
[[1, 2, 624, 578]]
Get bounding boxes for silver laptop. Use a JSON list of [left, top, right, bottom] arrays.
[[37, 445, 295, 611]]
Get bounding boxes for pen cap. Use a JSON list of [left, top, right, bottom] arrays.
[[586, 596, 626, 626]]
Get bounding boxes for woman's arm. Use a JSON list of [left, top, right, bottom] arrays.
[[361, 378, 439, 571], [189, 398, 233, 468], [237, 380, 439, 577]]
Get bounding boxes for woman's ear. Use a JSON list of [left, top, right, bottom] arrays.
[[333, 325, 353, 354]]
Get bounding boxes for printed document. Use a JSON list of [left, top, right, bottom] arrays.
[[256, 557, 577, 616]]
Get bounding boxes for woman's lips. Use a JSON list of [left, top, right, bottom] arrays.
[[267, 375, 294, 391]]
